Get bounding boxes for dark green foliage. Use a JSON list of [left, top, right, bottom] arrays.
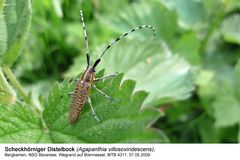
[[0, 0, 31, 66]]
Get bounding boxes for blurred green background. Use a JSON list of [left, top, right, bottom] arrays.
[[1, 0, 240, 143]]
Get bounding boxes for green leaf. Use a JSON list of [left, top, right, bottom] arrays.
[[0, 73, 168, 143], [223, 0, 240, 12], [220, 14, 240, 45], [198, 114, 239, 143], [212, 90, 240, 128], [0, 0, 32, 66], [198, 114, 220, 143], [52, 0, 63, 18], [239, 124, 240, 142], [0, 0, 7, 60], [0, 67, 16, 104], [161, 0, 206, 29], [43, 73, 168, 143], [171, 32, 201, 65], [97, 1, 177, 43], [196, 69, 217, 115], [96, 0, 129, 14], [0, 0, 5, 11], [66, 39, 195, 108], [212, 60, 240, 127], [202, 0, 222, 15], [235, 60, 240, 100], [0, 103, 51, 143]]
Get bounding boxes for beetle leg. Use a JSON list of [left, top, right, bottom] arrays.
[[87, 97, 100, 122], [68, 92, 74, 96], [92, 85, 114, 101], [94, 72, 118, 81]]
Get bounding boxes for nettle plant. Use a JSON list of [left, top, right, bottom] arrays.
[[0, 0, 195, 143]]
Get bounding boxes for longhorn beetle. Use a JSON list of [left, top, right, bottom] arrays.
[[68, 10, 156, 124]]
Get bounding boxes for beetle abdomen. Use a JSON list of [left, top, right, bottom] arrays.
[[69, 80, 91, 123]]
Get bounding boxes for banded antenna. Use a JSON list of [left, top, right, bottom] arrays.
[[80, 10, 90, 66], [93, 25, 156, 68]]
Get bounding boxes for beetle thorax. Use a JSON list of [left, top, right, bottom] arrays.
[[81, 66, 95, 83]]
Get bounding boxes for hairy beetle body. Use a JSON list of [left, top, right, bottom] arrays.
[[69, 67, 95, 123]]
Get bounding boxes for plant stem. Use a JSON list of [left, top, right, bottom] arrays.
[[2, 67, 49, 131], [0, 67, 16, 104], [200, 4, 225, 53], [2, 66, 41, 113]]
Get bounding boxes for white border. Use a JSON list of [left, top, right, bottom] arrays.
[[1, 144, 240, 160]]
